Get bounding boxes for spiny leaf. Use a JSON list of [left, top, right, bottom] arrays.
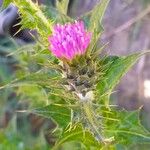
[[32, 104, 71, 128], [53, 124, 102, 149], [102, 108, 150, 146], [13, 0, 53, 42], [0, 69, 60, 90], [97, 52, 149, 97]]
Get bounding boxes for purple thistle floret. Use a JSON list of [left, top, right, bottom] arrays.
[[48, 21, 91, 61]]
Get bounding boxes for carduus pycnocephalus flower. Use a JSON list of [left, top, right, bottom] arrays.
[[48, 21, 91, 61], [48, 21, 99, 102]]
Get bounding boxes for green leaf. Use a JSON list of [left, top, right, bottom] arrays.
[[86, 0, 110, 53], [56, 0, 69, 15], [17, 85, 48, 107], [0, 70, 60, 91], [13, 0, 53, 42], [32, 104, 71, 129], [98, 52, 147, 96], [102, 108, 150, 146], [53, 124, 102, 149], [89, 0, 110, 31]]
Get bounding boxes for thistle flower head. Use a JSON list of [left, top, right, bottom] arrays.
[[48, 21, 91, 61]]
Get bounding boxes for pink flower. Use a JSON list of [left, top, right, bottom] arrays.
[[48, 21, 91, 61]]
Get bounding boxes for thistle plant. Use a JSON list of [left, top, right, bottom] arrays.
[[48, 20, 105, 142], [1, 0, 150, 149]]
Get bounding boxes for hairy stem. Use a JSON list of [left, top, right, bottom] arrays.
[[82, 101, 104, 142]]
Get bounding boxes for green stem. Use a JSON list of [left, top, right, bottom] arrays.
[[82, 102, 104, 142]]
